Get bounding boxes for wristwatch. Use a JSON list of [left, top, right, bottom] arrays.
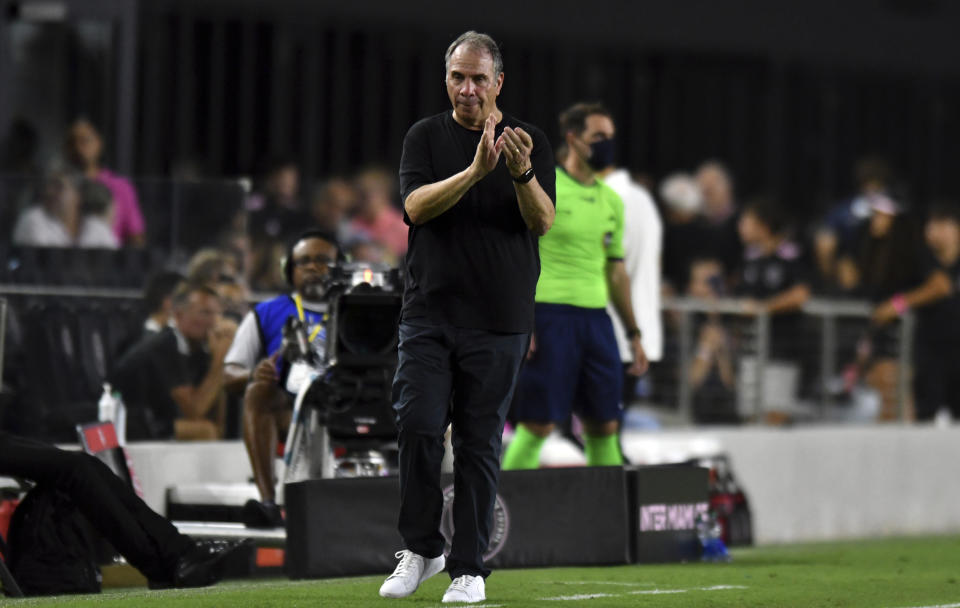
[[626, 327, 642, 340], [513, 167, 535, 184]]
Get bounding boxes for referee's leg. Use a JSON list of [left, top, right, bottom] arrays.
[[393, 322, 454, 558], [447, 328, 528, 579]]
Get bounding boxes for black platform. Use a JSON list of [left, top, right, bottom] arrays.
[[285, 464, 707, 579]]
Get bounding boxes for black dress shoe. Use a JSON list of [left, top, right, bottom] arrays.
[[241, 499, 284, 528], [175, 538, 254, 588]]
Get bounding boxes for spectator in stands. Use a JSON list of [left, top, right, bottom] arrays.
[[247, 157, 311, 290], [0, 430, 250, 589], [351, 166, 408, 262], [309, 177, 360, 246], [736, 198, 811, 344], [913, 203, 960, 422], [65, 118, 146, 247], [77, 179, 119, 249], [504, 102, 647, 471], [185, 248, 251, 322], [142, 271, 186, 334], [814, 157, 893, 292], [660, 172, 709, 294], [697, 160, 743, 280], [735, 198, 812, 421], [596, 149, 664, 399], [345, 232, 389, 264], [247, 156, 309, 242], [222, 231, 339, 528], [687, 258, 738, 424], [836, 195, 948, 420], [111, 282, 234, 440], [12, 167, 120, 248]]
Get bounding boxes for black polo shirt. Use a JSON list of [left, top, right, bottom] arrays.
[[917, 255, 960, 347], [736, 240, 811, 360], [110, 326, 209, 439], [398, 111, 555, 334]]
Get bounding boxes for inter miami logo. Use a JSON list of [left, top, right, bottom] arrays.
[[439, 484, 510, 560]]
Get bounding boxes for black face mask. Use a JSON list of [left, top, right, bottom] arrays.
[[586, 138, 616, 171]]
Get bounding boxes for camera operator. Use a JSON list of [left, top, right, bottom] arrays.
[[223, 231, 339, 528]]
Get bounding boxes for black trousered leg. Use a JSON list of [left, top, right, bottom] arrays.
[[392, 322, 527, 579], [0, 433, 193, 582]]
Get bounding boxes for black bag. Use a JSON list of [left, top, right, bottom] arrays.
[[6, 484, 101, 596]]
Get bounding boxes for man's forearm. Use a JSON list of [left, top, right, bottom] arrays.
[[905, 270, 951, 308], [405, 166, 481, 225], [223, 363, 251, 393], [180, 362, 225, 420], [765, 284, 810, 314], [515, 178, 554, 236], [607, 262, 639, 331]]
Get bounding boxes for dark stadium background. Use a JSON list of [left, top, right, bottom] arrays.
[[2, 0, 958, 225]]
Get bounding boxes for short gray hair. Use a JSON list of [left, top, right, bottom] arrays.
[[444, 31, 503, 77]]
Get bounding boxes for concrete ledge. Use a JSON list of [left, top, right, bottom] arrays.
[[618, 425, 960, 545], [123, 426, 960, 546]]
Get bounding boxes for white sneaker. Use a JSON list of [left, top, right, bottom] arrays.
[[379, 550, 445, 598], [442, 575, 486, 603]]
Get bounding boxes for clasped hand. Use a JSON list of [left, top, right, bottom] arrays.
[[472, 114, 533, 179]]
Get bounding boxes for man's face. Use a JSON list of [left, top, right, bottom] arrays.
[[926, 218, 959, 252], [568, 114, 615, 164], [176, 292, 222, 342], [697, 166, 733, 213], [291, 237, 338, 297], [312, 180, 357, 229], [737, 210, 765, 245], [446, 46, 503, 129], [67, 121, 102, 166]]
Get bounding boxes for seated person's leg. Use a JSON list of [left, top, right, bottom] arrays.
[[175, 418, 219, 441], [0, 432, 248, 588], [241, 379, 289, 526]]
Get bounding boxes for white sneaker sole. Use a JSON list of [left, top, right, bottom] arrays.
[[379, 554, 446, 599]]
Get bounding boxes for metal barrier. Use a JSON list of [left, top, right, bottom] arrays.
[[660, 296, 914, 424], [0, 283, 916, 427]]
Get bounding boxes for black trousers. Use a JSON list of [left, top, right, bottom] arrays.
[[392, 321, 528, 579], [914, 343, 960, 421], [0, 432, 194, 582]]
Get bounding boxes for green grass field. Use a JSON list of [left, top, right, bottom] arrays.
[[6, 535, 960, 607]]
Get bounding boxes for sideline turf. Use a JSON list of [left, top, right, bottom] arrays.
[[6, 535, 960, 607]]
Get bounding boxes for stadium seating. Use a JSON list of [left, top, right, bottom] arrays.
[[2, 247, 166, 288], [2, 296, 144, 441]]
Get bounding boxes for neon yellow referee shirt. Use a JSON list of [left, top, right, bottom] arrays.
[[535, 167, 625, 309]]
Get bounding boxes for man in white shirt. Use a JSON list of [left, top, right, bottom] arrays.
[[223, 231, 338, 528], [598, 166, 664, 388]]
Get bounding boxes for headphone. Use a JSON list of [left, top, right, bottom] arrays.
[[281, 229, 345, 286]]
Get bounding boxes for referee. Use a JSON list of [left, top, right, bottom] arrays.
[[503, 102, 648, 471], [378, 31, 555, 604]]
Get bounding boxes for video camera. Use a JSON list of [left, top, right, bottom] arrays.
[[282, 261, 402, 479]]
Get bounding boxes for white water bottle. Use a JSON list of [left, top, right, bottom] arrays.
[[112, 390, 127, 445], [98, 383, 117, 424]]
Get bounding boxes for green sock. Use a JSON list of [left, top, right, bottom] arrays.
[[502, 425, 546, 470], [584, 433, 623, 467]]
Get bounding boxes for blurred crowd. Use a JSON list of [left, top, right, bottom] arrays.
[[3, 117, 959, 435]]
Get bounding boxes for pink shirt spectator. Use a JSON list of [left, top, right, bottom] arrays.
[[351, 206, 408, 258], [97, 169, 145, 244]]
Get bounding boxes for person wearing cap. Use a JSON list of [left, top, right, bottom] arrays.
[[837, 194, 949, 420]]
